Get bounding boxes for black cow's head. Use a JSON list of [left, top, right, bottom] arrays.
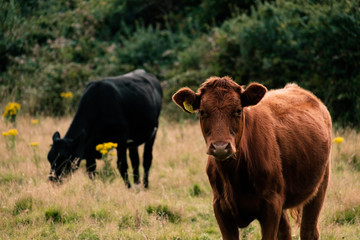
[[47, 131, 83, 182]]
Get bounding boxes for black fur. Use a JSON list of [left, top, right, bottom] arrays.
[[47, 69, 162, 188]]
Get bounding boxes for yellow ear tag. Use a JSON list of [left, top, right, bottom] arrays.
[[183, 101, 194, 113]]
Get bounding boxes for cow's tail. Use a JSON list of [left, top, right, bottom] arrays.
[[289, 207, 302, 227]]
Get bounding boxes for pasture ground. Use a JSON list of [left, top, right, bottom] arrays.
[[1, 116, 359, 239]]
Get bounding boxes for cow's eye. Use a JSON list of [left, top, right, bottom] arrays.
[[233, 109, 242, 117], [199, 110, 208, 118]]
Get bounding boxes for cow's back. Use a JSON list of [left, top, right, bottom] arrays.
[[73, 69, 162, 145], [249, 83, 332, 208], [105, 69, 162, 143]]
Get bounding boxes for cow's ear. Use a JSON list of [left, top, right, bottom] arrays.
[[52, 131, 61, 141], [172, 87, 200, 113], [241, 83, 267, 107]]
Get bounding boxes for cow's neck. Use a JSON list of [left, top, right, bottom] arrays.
[[212, 110, 255, 218], [64, 111, 93, 158]]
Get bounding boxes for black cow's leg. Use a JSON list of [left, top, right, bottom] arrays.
[[117, 145, 131, 188], [143, 133, 156, 188], [86, 158, 97, 180], [129, 147, 140, 184]]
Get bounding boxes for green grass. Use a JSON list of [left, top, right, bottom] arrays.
[[0, 116, 360, 239]]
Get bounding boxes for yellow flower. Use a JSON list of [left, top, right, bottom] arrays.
[[60, 91, 74, 99], [100, 149, 108, 155], [31, 119, 39, 124], [332, 137, 344, 144], [96, 144, 104, 151], [30, 142, 39, 147], [7, 129, 18, 136], [2, 132, 10, 137], [2, 102, 21, 117], [96, 142, 118, 153]]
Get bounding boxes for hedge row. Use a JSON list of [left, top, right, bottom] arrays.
[[1, 0, 359, 128]]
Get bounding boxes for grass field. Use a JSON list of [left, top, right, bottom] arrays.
[[1, 116, 360, 239]]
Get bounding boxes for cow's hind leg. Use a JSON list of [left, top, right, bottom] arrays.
[[117, 144, 131, 188], [143, 133, 156, 188], [129, 147, 140, 184], [277, 210, 292, 240], [300, 164, 330, 240]]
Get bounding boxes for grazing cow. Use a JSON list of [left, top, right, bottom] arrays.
[[172, 76, 331, 240], [48, 69, 162, 188]]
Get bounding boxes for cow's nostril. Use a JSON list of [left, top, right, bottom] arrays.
[[213, 142, 229, 152], [208, 142, 233, 160]]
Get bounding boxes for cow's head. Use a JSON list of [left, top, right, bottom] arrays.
[[172, 76, 267, 161], [47, 131, 83, 182]]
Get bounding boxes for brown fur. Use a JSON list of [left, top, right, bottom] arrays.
[[172, 77, 332, 240]]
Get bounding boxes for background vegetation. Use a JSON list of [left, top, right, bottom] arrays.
[[1, 0, 359, 128], [1, 116, 360, 239]]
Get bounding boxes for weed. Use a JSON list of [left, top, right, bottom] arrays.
[[45, 207, 62, 223], [350, 154, 360, 172], [118, 214, 135, 229], [90, 208, 109, 223], [0, 173, 24, 184], [78, 228, 100, 240], [146, 204, 181, 223], [332, 205, 360, 225], [13, 196, 33, 215], [190, 183, 202, 197]]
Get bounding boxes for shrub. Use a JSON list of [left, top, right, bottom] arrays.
[[167, 0, 360, 127]]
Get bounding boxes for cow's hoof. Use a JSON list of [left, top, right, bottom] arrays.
[[134, 178, 140, 185], [143, 182, 149, 189], [48, 176, 62, 184], [88, 172, 96, 180], [125, 182, 131, 188]]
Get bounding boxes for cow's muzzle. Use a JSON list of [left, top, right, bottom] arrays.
[[48, 169, 61, 183], [207, 142, 235, 161]]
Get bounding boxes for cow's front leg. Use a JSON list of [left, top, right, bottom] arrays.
[[259, 194, 283, 240], [117, 145, 131, 188], [129, 147, 140, 184], [277, 210, 292, 240], [213, 198, 239, 240]]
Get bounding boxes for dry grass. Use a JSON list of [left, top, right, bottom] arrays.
[[0, 116, 359, 239]]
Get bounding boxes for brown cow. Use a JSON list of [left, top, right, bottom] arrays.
[[172, 76, 331, 240]]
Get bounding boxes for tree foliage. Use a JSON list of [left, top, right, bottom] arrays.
[[0, 0, 359, 128]]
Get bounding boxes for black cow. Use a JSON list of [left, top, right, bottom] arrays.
[[47, 69, 162, 188]]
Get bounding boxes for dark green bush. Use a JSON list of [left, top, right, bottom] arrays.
[[167, 0, 360, 128], [1, 0, 359, 128]]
